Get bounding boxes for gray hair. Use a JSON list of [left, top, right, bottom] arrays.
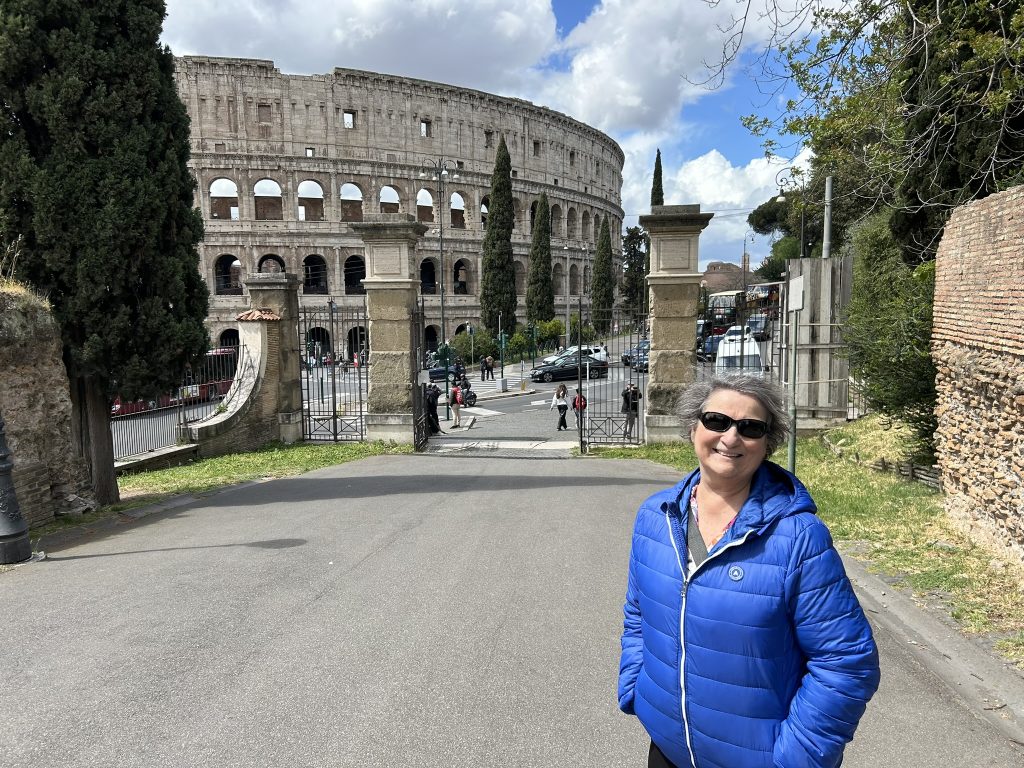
[[676, 374, 790, 457]]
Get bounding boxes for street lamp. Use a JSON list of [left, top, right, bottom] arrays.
[[775, 166, 806, 259], [775, 166, 804, 474], [421, 158, 459, 419], [562, 244, 571, 347]]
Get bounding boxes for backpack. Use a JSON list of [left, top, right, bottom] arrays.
[[452, 387, 463, 405], [574, 394, 587, 410]]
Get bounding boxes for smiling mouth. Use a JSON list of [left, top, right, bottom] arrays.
[[714, 448, 742, 458]]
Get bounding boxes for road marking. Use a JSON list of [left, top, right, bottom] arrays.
[[459, 407, 503, 417]]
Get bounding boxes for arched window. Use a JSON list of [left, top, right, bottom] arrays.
[[305, 327, 331, 364], [452, 259, 470, 295], [550, 204, 563, 237], [344, 255, 367, 295], [379, 185, 400, 214], [569, 264, 580, 296], [419, 258, 437, 294], [347, 326, 369, 363], [450, 192, 466, 229], [480, 196, 490, 230], [416, 188, 434, 223], [214, 254, 242, 295], [303, 255, 329, 295], [424, 325, 439, 353], [218, 328, 240, 348], [583, 265, 591, 294], [514, 261, 526, 295], [581, 211, 591, 242], [593, 213, 601, 242], [297, 180, 324, 222], [512, 198, 522, 230], [254, 178, 284, 220], [340, 183, 364, 222], [552, 262, 565, 297], [258, 254, 285, 273], [209, 178, 239, 220], [567, 208, 578, 239]]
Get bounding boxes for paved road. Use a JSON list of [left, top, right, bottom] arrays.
[[3, 454, 1023, 767]]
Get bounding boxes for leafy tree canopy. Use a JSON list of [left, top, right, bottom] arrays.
[[620, 226, 648, 315]]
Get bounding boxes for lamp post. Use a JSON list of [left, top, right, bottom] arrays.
[[0, 412, 32, 564], [775, 166, 806, 259], [562, 244, 571, 348], [421, 158, 459, 419], [775, 166, 804, 473]]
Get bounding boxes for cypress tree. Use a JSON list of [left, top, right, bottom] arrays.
[[591, 217, 615, 333], [651, 148, 664, 207], [479, 136, 517, 332], [0, 0, 210, 504], [525, 192, 554, 323], [620, 226, 647, 315]]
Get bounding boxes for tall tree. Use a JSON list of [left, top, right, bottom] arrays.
[[590, 217, 615, 333], [620, 226, 647, 315], [479, 136, 517, 332], [525, 192, 554, 324], [650, 148, 664, 207], [0, 0, 210, 504]]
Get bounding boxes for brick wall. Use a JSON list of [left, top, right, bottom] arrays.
[[933, 185, 1024, 562]]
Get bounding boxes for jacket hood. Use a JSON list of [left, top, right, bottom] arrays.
[[661, 461, 817, 539]]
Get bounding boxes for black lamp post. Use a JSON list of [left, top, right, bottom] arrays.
[[421, 157, 459, 419], [0, 413, 32, 564]]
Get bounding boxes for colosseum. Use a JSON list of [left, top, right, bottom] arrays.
[[173, 56, 625, 358]]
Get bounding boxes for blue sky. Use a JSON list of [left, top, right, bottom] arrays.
[[163, 0, 806, 269]]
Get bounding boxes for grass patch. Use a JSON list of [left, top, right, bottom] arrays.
[[29, 440, 412, 544], [823, 413, 915, 465], [591, 429, 1024, 666]]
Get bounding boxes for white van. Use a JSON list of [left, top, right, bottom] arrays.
[[714, 327, 765, 374]]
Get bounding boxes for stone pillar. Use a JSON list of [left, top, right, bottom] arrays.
[[638, 205, 713, 442], [351, 215, 428, 443], [243, 272, 303, 444]]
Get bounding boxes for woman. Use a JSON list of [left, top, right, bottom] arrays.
[[618, 374, 879, 768], [549, 383, 569, 431]]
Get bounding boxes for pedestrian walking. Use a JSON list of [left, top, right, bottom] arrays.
[[621, 382, 642, 440], [425, 384, 443, 435], [449, 382, 463, 428], [618, 375, 879, 768], [572, 387, 588, 429], [485, 355, 495, 380], [479, 356, 486, 381], [550, 383, 569, 431]]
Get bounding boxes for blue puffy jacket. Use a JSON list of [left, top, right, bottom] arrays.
[[618, 461, 880, 768]]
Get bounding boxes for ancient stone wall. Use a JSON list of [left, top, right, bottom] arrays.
[[933, 185, 1024, 562], [172, 56, 624, 351], [0, 286, 93, 526]]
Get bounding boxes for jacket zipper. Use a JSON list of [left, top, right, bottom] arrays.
[[668, 505, 754, 768]]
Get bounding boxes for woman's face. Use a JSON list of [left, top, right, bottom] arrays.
[[692, 389, 769, 487]]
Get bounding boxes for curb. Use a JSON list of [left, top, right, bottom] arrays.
[[842, 551, 1024, 747]]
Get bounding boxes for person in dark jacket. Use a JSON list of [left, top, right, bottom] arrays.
[[425, 384, 442, 435], [618, 374, 880, 768], [621, 382, 642, 439]]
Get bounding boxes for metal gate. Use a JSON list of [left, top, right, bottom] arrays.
[[298, 300, 369, 442], [580, 307, 648, 448]]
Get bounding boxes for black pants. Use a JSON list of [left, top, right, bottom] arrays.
[[556, 405, 568, 430], [648, 742, 677, 768]]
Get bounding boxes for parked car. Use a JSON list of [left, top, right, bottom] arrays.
[[746, 313, 770, 342], [633, 350, 650, 373], [715, 334, 766, 374], [530, 354, 609, 383], [540, 345, 604, 366], [621, 339, 651, 367], [701, 332, 726, 361]]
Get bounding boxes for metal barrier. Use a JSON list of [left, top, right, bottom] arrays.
[[110, 342, 243, 461], [579, 308, 648, 448]]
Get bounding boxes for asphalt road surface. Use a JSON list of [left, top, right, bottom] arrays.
[[3, 454, 1023, 767]]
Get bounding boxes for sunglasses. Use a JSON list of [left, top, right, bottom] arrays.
[[698, 411, 770, 439]]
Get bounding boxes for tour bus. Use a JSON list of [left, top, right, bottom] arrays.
[[706, 290, 744, 334]]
